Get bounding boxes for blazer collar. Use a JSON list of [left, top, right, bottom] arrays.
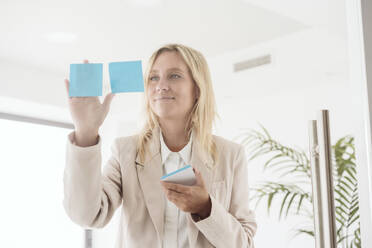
[[135, 126, 215, 247]]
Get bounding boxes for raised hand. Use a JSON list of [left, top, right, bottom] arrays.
[[64, 59, 115, 146]]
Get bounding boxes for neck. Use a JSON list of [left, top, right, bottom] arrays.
[[159, 118, 191, 152]]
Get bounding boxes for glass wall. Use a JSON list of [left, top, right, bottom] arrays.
[[0, 119, 83, 247]]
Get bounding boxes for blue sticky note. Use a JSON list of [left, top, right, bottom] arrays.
[[109, 61, 144, 93], [69, 63, 103, 97]]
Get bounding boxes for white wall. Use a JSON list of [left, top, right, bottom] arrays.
[[0, 58, 66, 108]]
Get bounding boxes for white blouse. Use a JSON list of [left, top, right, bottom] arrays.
[[160, 131, 192, 248]]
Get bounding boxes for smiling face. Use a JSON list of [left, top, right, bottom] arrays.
[[147, 51, 199, 122]]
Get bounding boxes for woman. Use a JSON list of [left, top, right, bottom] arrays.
[[63, 44, 257, 248]]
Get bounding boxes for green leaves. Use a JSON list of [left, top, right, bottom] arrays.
[[239, 125, 311, 180], [252, 182, 311, 220], [333, 136, 360, 247], [240, 126, 361, 247]]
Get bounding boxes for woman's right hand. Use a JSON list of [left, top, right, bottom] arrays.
[[64, 59, 115, 146]]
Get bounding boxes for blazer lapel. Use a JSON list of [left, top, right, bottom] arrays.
[[187, 133, 215, 247], [135, 127, 165, 244]]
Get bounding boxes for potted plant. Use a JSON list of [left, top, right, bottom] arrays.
[[239, 125, 361, 248]]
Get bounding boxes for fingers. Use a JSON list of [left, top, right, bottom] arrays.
[[64, 60, 88, 98], [193, 167, 201, 177], [64, 78, 70, 98], [165, 189, 184, 204], [102, 93, 115, 110], [193, 168, 205, 187], [166, 188, 183, 198], [161, 181, 190, 194]]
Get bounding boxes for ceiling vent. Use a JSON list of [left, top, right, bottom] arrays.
[[233, 54, 271, 72]]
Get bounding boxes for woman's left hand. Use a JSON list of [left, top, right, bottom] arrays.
[[160, 168, 212, 219]]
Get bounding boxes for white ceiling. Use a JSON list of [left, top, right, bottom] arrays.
[[0, 0, 348, 122], [243, 0, 347, 38], [0, 0, 307, 75]]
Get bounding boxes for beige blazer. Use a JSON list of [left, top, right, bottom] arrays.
[[63, 127, 257, 248]]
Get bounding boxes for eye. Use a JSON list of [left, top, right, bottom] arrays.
[[170, 74, 181, 79], [149, 76, 159, 81]]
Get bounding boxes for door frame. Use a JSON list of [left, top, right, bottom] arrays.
[[346, 0, 372, 246]]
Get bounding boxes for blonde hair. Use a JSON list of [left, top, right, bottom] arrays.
[[137, 44, 218, 165]]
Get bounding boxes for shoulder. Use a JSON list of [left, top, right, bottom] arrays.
[[114, 134, 139, 145], [211, 135, 247, 171], [107, 134, 140, 165], [212, 134, 244, 154], [111, 134, 139, 154]]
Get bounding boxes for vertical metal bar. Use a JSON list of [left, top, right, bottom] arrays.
[[318, 110, 337, 248], [309, 110, 337, 248], [309, 120, 324, 248]]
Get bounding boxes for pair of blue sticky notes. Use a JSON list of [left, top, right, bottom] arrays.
[[69, 61, 144, 97]]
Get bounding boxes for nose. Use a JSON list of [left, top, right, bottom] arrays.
[[155, 78, 170, 92]]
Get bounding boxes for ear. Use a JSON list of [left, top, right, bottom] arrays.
[[194, 85, 200, 100]]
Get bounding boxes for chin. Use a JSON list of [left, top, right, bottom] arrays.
[[154, 110, 181, 120], [156, 112, 176, 119]]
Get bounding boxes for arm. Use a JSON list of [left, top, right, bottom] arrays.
[[193, 145, 257, 247], [63, 131, 123, 228]]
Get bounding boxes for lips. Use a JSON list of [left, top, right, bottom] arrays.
[[155, 96, 175, 101]]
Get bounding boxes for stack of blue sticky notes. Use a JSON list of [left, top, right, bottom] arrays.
[[69, 60, 144, 97], [69, 63, 103, 97], [109, 61, 144, 93]]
